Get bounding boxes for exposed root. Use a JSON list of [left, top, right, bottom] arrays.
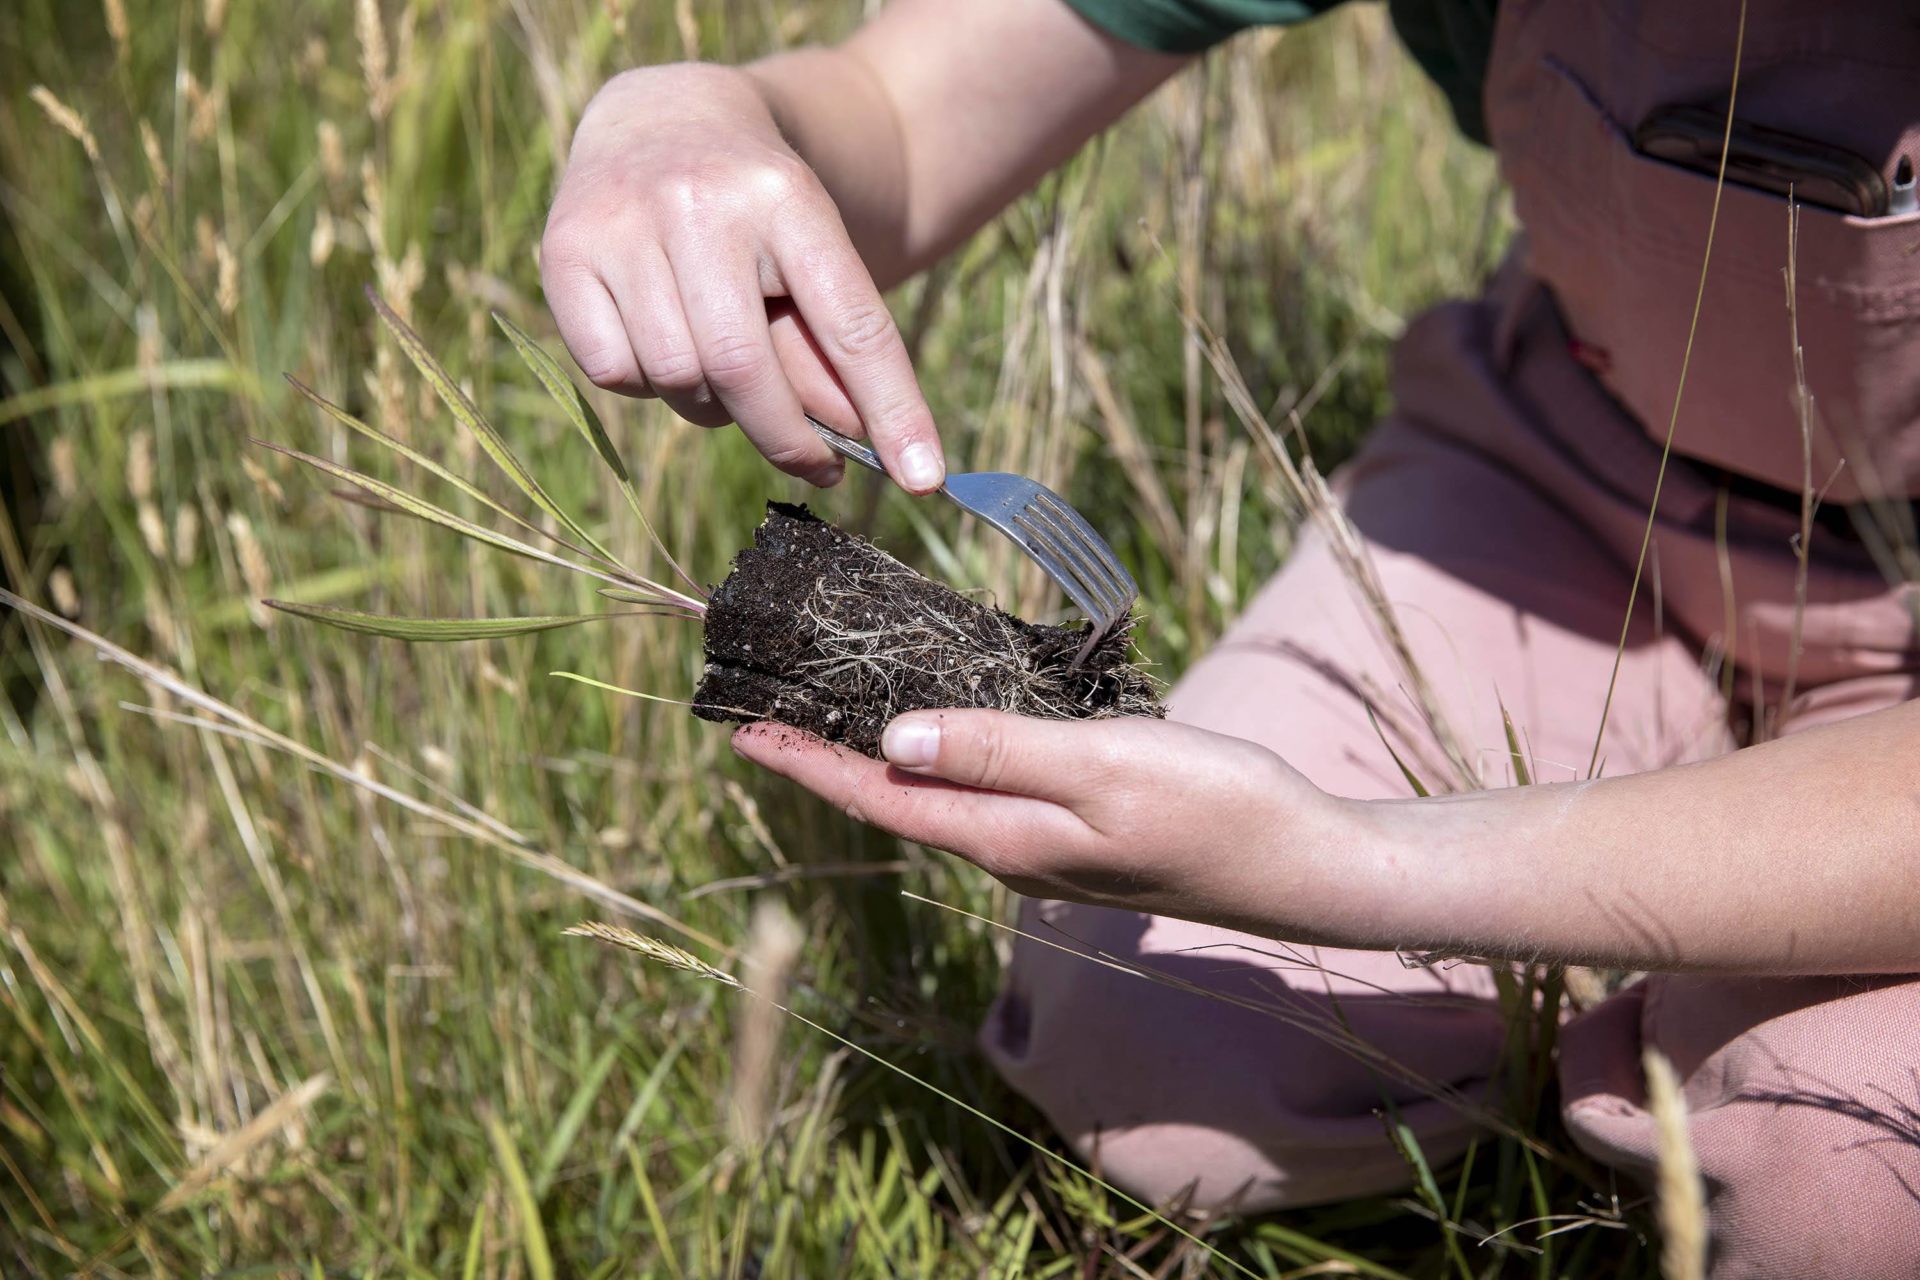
[[693, 503, 1161, 756]]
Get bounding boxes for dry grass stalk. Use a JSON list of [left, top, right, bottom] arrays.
[[1643, 1048, 1707, 1280], [155, 1073, 331, 1214]]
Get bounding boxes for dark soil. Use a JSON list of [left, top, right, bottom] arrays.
[[693, 503, 1162, 757]]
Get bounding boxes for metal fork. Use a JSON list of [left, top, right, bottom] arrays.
[[807, 416, 1138, 660]]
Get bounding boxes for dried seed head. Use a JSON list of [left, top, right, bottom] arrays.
[[730, 898, 802, 1143], [126, 429, 155, 500], [317, 120, 347, 188], [418, 744, 455, 784], [310, 209, 336, 267], [1644, 1049, 1706, 1280], [226, 512, 273, 626], [139, 119, 170, 187], [356, 0, 391, 122], [240, 454, 285, 505], [203, 0, 227, 36], [195, 214, 219, 268], [49, 567, 80, 618], [182, 71, 221, 142], [29, 87, 100, 162], [48, 438, 78, 504], [173, 504, 201, 566], [138, 502, 168, 559], [104, 0, 129, 56], [136, 306, 162, 375], [299, 37, 329, 81], [215, 239, 240, 316], [563, 923, 741, 987]]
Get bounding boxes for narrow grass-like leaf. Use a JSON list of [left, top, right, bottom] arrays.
[[495, 310, 705, 598], [494, 311, 628, 482], [1366, 704, 1431, 797], [285, 374, 590, 555], [486, 1113, 555, 1280], [1501, 701, 1533, 787], [265, 601, 615, 641], [367, 288, 616, 564], [533, 1041, 623, 1196], [254, 438, 629, 589]]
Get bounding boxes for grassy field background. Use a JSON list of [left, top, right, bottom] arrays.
[[0, 1, 1660, 1274]]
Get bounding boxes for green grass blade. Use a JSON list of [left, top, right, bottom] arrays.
[[367, 289, 619, 566], [533, 1041, 623, 1196], [486, 1113, 555, 1280], [265, 601, 615, 641], [1366, 704, 1431, 797], [253, 439, 629, 588], [492, 311, 705, 598], [1501, 702, 1533, 787], [285, 374, 561, 547], [494, 311, 628, 483]]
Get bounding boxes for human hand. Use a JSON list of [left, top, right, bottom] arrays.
[[540, 64, 944, 492], [732, 709, 1370, 942]]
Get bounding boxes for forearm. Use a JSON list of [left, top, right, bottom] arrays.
[[1357, 700, 1920, 973], [749, 0, 1188, 289]]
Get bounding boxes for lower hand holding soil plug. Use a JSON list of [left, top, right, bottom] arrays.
[[732, 707, 1374, 945]]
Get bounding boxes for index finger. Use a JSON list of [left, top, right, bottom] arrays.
[[772, 221, 946, 495]]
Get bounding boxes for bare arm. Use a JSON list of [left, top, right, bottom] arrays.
[[751, 1, 1189, 287], [542, 1, 1185, 488], [736, 699, 1920, 975]]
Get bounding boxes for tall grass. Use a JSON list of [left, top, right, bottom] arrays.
[[0, 1, 1663, 1275]]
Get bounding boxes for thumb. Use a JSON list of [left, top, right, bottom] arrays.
[[879, 709, 1083, 801]]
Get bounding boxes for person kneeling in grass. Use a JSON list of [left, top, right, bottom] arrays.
[[542, 1, 1920, 1272]]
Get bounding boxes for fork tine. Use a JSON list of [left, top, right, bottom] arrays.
[[1028, 492, 1135, 624], [1014, 504, 1108, 615], [1030, 492, 1130, 599], [1010, 510, 1104, 623]]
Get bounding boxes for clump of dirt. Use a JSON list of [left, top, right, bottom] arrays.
[[693, 503, 1161, 757]]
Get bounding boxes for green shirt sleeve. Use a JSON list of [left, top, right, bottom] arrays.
[[1061, 0, 1349, 54]]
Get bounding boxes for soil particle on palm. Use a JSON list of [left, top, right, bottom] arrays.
[[693, 502, 1161, 757]]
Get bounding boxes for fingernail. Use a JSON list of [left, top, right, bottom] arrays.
[[881, 717, 940, 768], [896, 442, 944, 493]]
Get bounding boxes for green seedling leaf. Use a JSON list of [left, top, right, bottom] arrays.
[[1365, 703, 1431, 797], [366, 288, 616, 565], [265, 601, 613, 641], [493, 310, 705, 599], [1500, 700, 1533, 787], [494, 311, 628, 483], [485, 1113, 555, 1280], [254, 438, 628, 588], [285, 374, 572, 552]]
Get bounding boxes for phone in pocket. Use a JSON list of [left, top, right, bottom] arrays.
[[1633, 104, 1892, 217]]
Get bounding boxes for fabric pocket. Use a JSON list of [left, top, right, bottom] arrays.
[[1494, 54, 1920, 502]]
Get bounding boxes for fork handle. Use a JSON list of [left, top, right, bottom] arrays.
[[806, 415, 889, 477]]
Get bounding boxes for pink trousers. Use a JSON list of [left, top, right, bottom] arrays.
[[981, 272, 1920, 1277]]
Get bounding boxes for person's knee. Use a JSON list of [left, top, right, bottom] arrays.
[[1686, 1107, 1920, 1280], [980, 924, 1505, 1215]]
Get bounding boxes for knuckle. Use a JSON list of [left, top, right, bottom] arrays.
[[968, 724, 1017, 793], [828, 301, 900, 360], [759, 440, 824, 474], [699, 331, 771, 390], [640, 345, 705, 393], [575, 347, 638, 391]]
